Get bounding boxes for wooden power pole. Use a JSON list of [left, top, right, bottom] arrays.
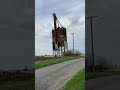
[[86, 16, 99, 75]]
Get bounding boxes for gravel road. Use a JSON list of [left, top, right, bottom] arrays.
[[35, 58, 85, 90]]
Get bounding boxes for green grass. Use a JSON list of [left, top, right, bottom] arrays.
[[86, 71, 120, 80], [35, 56, 83, 69], [61, 69, 85, 90], [0, 80, 34, 90]]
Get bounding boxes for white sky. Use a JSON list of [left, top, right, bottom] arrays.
[[35, 0, 85, 56]]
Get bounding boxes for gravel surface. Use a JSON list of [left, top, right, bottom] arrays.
[[35, 58, 85, 90]]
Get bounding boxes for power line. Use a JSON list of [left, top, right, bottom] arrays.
[[70, 33, 75, 58], [86, 16, 99, 75]]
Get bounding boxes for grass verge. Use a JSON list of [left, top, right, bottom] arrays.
[[35, 56, 83, 69], [86, 71, 120, 80], [61, 69, 85, 90], [0, 79, 34, 90]]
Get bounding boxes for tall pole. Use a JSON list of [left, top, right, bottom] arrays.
[[86, 16, 98, 75], [70, 33, 75, 57], [90, 18, 95, 74]]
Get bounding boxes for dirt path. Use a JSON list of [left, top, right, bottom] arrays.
[[35, 58, 85, 90]]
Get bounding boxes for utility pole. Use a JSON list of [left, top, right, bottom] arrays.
[[86, 16, 99, 75], [70, 33, 75, 58]]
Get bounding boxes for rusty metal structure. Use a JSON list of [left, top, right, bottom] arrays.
[[52, 13, 68, 56]]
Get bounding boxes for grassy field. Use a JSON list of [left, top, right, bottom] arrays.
[[86, 71, 120, 80], [61, 69, 85, 90], [35, 56, 82, 69], [0, 80, 34, 90]]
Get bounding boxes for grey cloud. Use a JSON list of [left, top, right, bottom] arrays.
[[0, 0, 34, 40], [35, 0, 85, 55], [86, 0, 120, 65], [0, 0, 34, 70]]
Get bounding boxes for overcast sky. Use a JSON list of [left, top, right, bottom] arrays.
[[35, 0, 85, 56], [0, 0, 34, 70], [86, 0, 120, 65]]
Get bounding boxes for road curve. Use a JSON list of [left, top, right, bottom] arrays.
[[35, 58, 85, 90]]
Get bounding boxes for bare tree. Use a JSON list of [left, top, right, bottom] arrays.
[[65, 49, 82, 56]]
